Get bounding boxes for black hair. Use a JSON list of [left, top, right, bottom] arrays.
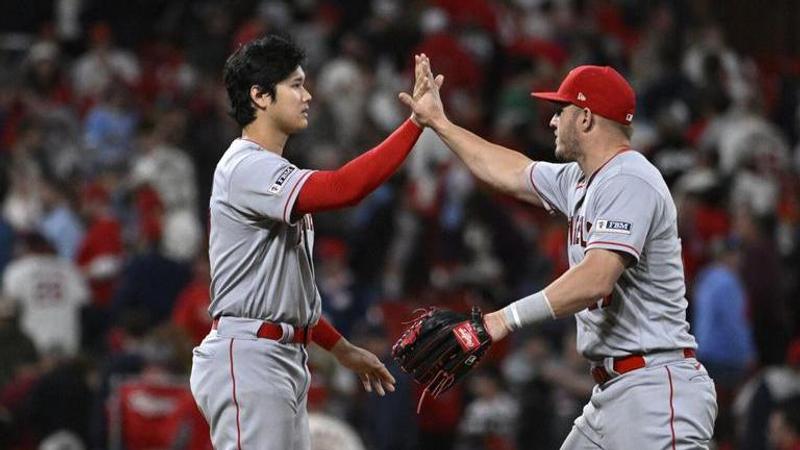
[[23, 232, 55, 254], [223, 34, 306, 127]]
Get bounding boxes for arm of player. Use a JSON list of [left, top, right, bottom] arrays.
[[399, 55, 541, 206], [292, 54, 433, 219], [434, 120, 539, 205], [292, 119, 421, 218], [312, 317, 396, 396], [330, 338, 397, 396], [483, 248, 628, 341]]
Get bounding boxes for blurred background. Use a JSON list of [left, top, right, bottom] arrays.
[[0, 0, 799, 449]]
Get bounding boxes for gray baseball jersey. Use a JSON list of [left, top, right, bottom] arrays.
[[526, 150, 697, 360], [207, 138, 321, 327], [193, 138, 319, 450], [527, 150, 715, 450]]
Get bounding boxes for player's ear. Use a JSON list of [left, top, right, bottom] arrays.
[[250, 85, 272, 110], [580, 107, 595, 132]]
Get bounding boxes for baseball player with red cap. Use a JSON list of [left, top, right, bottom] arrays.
[[402, 58, 718, 448]]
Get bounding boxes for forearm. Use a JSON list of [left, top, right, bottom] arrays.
[[294, 119, 422, 216], [501, 252, 624, 332], [432, 118, 534, 200], [543, 263, 614, 317]]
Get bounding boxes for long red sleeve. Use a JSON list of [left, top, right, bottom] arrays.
[[293, 119, 422, 217], [312, 316, 343, 351]]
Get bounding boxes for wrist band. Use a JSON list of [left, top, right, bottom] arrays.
[[501, 290, 555, 331], [312, 317, 343, 350]]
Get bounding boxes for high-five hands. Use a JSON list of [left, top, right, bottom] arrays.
[[400, 54, 447, 129]]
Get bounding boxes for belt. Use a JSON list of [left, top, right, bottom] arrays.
[[211, 318, 311, 345], [590, 348, 696, 384]]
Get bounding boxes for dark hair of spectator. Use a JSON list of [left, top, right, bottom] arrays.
[[223, 34, 306, 127], [23, 232, 55, 254]]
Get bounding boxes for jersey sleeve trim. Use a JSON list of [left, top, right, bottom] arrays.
[[526, 162, 555, 214], [282, 170, 315, 224], [585, 241, 640, 261]]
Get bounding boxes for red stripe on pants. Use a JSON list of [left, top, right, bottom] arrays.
[[667, 366, 676, 450], [229, 339, 242, 450]]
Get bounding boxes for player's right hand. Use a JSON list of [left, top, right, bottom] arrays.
[[331, 338, 396, 396], [399, 54, 446, 129], [483, 310, 512, 342]]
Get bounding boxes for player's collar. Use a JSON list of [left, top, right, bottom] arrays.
[[582, 148, 632, 188]]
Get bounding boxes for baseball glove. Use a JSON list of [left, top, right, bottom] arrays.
[[392, 306, 492, 412]]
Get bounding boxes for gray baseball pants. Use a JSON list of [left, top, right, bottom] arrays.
[[561, 355, 717, 449], [190, 317, 311, 450]]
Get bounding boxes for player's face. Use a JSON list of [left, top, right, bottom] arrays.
[[269, 66, 312, 134], [550, 104, 581, 162]]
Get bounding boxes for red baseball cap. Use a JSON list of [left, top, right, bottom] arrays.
[[531, 65, 636, 125]]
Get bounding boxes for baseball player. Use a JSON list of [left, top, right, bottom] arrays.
[[402, 58, 718, 449], [190, 35, 435, 450]]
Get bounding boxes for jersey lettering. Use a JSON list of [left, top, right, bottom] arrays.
[[34, 278, 65, 306], [568, 216, 591, 247]]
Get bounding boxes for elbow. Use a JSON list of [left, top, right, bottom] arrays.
[[597, 280, 615, 298], [576, 251, 624, 302], [582, 276, 615, 302]]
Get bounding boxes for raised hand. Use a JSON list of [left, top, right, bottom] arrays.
[[399, 54, 446, 129], [410, 54, 428, 103]]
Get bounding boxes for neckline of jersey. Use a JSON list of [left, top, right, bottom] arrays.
[[236, 137, 279, 156], [581, 148, 633, 188]]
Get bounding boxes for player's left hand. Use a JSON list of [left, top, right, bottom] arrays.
[[401, 54, 446, 128], [331, 339, 396, 396]]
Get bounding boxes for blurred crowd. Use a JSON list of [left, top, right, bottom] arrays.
[[1, 0, 799, 449]]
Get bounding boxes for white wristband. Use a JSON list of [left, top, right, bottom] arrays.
[[501, 290, 555, 331]]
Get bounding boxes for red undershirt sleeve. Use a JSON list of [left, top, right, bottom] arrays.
[[293, 119, 422, 219], [312, 316, 343, 351]]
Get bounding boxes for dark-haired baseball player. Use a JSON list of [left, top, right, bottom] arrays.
[[190, 35, 436, 450]]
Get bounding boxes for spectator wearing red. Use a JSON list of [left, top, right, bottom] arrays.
[[171, 255, 211, 345], [76, 182, 124, 354], [76, 182, 123, 309], [414, 8, 482, 97]]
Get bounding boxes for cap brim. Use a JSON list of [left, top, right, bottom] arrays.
[[530, 91, 571, 104]]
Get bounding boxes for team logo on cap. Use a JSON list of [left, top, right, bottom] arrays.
[[625, 113, 633, 122], [577, 92, 587, 101]]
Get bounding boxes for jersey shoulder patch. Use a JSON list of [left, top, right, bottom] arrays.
[[594, 219, 632, 234], [268, 166, 297, 194]]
